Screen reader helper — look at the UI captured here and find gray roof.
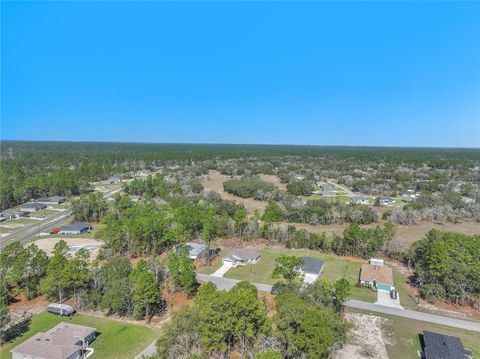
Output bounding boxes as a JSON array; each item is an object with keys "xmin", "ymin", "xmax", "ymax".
[
  {"xmin": 224, "ymin": 249, "xmax": 261, "ymax": 262},
  {"xmin": 60, "ymin": 222, "xmax": 91, "ymax": 232},
  {"xmin": 176, "ymin": 242, "xmax": 207, "ymax": 257},
  {"xmin": 300, "ymin": 257, "xmax": 324, "ymax": 275},
  {"xmin": 21, "ymin": 202, "xmax": 46, "ymax": 209},
  {"xmin": 10, "ymin": 322, "xmax": 96, "ymax": 359},
  {"xmin": 352, "ymin": 195, "xmax": 370, "ymax": 201},
  {"xmin": 423, "ymin": 331, "xmax": 472, "ymax": 359}
]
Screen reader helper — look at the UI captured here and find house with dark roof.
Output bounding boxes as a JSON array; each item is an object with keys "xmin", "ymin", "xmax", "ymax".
[
  {"xmin": 377, "ymin": 196, "xmax": 395, "ymax": 206},
  {"xmin": 10, "ymin": 322, "xmax": 96, "ymax": 359},
  {"xmin": 421, "ymin": 331, "xmax": 473, "ymax": 359},
  {"xmin": 222, "ymin": 249, "xmax": 261, "ymax": 267},
  {"xmin": 20, "ymin": 202, "xmax": 47, "ymax": 212},
  {"xmin": 59, "ymin": 222, "xmax": 91, "ymax": 235},
  {"xmin": 298, "ymin": 256, "xmax": 324, "ymax": 283}
]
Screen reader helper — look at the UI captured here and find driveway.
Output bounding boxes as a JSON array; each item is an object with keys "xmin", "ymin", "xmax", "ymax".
[
  {"xmin": 196, "ymin": 273, "xmax": 272, "ymax": 292},
  {"xmin": 375, "ymin": 289, "xmax": 403, "ymax": 309},
  {"xmin": 212, "ymin": 262, "xmax": 233, "ymax": 277}
]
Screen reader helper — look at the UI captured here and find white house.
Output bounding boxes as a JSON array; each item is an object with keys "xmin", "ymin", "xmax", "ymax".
[
  {"xmin": 298, "ymin": 257, "xmax": 324, "ymax": 284},
  {"xmin": 351, "ymin": 195, "xmax": 370, "ymax": 205},
  {"xmin": 20, "ymin": 202, "xmax": 47, "ymax": 212},
  {"xmin": 222, "ymin": 249, "xmax": 261, "ymax": 267}
]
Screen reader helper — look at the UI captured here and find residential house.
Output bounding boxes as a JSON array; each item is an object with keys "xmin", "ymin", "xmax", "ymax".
[
  {"xmin": 59, "ymin": 222, "xmax": 91, "ymax": 235},
  {"xmin": 360, "ymin": 261, "xmax": 394, "ymax": 291},
  {"xmin": 222, "ymin": 249, "xmax": 261, "ymax": 267},
  {"xmin": 10, "ymin": 322, "xmax": 96, "ymax": 359},
  {"xmin": 377, "ymin": 196, "xmax": 395, "ymax": 206},
  {"xmin": 316, "ymin": 182, "xmax": 335, "ymax": 192},
  {"xmin": 298, "ymin": 256, "xmax": 324, "ymax": 283},
  {"xmin": 36, "ymin": 196, "xmax": 66, "ymax": 204},
  {"xmin": 107, "ymin": 176, "xmax": 122, "ymax": 184},
  {"xmin": 351, "ymin": 195, "xmax": 370, "ymax": 205},
  {"xmin": 130, "ymin": 195, "xmax": 141, "ymax": 202},
  {"xmin": 420, "ymin": 331, "xmax": 473, "ymax": 359},
  {"xmin": 176, "ymin": 242, "xmax": 207, "ymax": 260},
  {"xmin": 20, "ymin": 202, "xmax": 47, "ymax": 212},
  {"xmin": 0, "ymin": 211, "xmax": 28, "ymax": 220}
]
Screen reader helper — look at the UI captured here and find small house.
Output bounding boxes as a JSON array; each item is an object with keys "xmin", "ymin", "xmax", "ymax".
[
  {"xmin": 351, "ymin": 195, "xmax": 370, "ymax": 205},
  {"xmin": 175, "ymin": 242, "xmax": 207, "ymax": 260},
  {"xmin": 59, "ymin": 222, "xmax": 91, "ymax": 235},
  {"xmin": 37, "ymin": 196, "xmax": 66, "ymax": 204},
  {"xmin": 298, "ymin": 257, "xmax": 324, "ymax": 283},
  {"xmin": 316, "ymin": 182, "xmax": 335, "ymax": 192},
  {"xmin": 130, "ymin": 195, "xmax": 141, "ymax": 202},
  {"xmin": 421, "ymin": 331, "xmax": 473, "ymax": 359},
  {"xmin": 107, "ymin": 176, "xmax": 122, "ymax": 184},
  {"xmin": 20, "ymin": 202, "xmax": 47, "ymax": 212},
  {"xmin": 222, "ymin": 249, "xmax": 261, "ymax": 267},
  {"xmin": 377, "ymin": 196, "xmax": 394, "ymax": 206},
  {"xmin": 360, "ymin": 263, "xmax": 394, "ymax": 291},
  {"xmin": 10, "ymin": 322, "xmax": 96, "ymax": 359}
]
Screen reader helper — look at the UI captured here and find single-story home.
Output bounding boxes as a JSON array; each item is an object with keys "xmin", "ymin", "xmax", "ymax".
[
  {"xmin": 0, "ymin": 211, "xmax": 29, "ymax": 220},
  {"xmin": 107, "ymin": 176, "xmax": 122, "ymax": 184},
  {"xmin": 421, "ymin": 331, "xmax": 473, "ymax": 359},
  {"xmin": 316, "ymin": 182, "xmax": 335, "ymax": 191},
  {"xmin": 298, "ymin": 256, "xmax": 324, "ymax": 283},
  {"xmin": 36, "ymin": 196, "xmax": 66, "ymax": 204},
  {"xmin": 377, "ymin": 196, "xmax": 395, "ymax": 206},
  {"xmin": 59, "ymin": 222, "xmax": 91, "ymax": 235},
  {"xmin": 20, "ymin": 202, "xmax": 47, "ymax": 212},
  {"xmin": 360, "ymin": 263, "xmax": 394, "ymax": 291},
  {"xmin": 176, "ymin": 242, "xmax": 207, "ymax": 260},
  {"xmin": 402, "ymin": 197, "xmax": 414, "ymax": 203},
  {"xmin": 10, "ymin": 322, "xmax": 96, "ymax": 359},
  {"xmin": 222, "ymin": 249, "xmax": 261, "ymax": 267},
  {"xmin": 351, "ymin": 195, "xmax": 370, "ymax": 205}
]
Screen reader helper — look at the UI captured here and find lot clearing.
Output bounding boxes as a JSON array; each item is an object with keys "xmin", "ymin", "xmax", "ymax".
[
  {"xmin": 347, "ymin": 307, "xmax": 480, "ymax": 359},
  {"xmin": 198, "ymin": 245, "xmax": 376, "ymax": 302},
  {"xmin": 32, "ymin": 237, "xmax": 101, "ymax": 261},
  {"xmin": 0, "ymin": 312, "xmax": 162, "ymax": 359}
]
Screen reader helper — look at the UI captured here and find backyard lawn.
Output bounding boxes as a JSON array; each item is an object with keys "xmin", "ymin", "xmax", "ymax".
[
  {"xmin": 347, "ymin": 307, "xmax": 480, "ymax": 359},
  {"xmin": 0, "ymin": 312, "xmax": 161, "ymax": 359},
  {"xmin": 214, "ymin": 247, "xmax": 376, "ymax": 302}
]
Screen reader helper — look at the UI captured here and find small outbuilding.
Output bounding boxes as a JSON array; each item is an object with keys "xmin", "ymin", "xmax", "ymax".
[
  {"xmin": 222, "ymin": 249, "xmax": 261, "ymax": 267},
  {"xmin": 47, "ymin": 303, "xmax": 75, "ymax": 316}
]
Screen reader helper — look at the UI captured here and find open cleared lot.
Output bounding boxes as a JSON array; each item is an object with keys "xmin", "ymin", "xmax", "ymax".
[
  {"xmin": 347, "ymin": 307, "xmax": 480, "ymax": 359},
  {"xmin": 0, "ymin": 312, "xmax": 161, "ymax": 359},
  {"xmin": 32, "ymin": 237, "xmax": 101, "ymax": 261},
  {"xmin": 200, "ymin": 247, "xmax": 376, "ymax": 302}
]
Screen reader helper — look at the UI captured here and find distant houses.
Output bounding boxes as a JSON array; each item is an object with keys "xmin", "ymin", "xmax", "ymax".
[
  {"xmin": 377, "ymin": 196, "xmax": 395, "ymax": 206},
  {"xmin": 222, "ymin": 249, "xmax": 261, "ymax": 267},
  {"xmin": 10, "ymin": 322, "xmax": 96, "ymax": 359},
  {"xmin": 19, "ymin": 202, "xmax": 47, "ymax": 212},
  {"xmin": 420, "ymin": 331, "xmax": 473, "ymax": 359}
]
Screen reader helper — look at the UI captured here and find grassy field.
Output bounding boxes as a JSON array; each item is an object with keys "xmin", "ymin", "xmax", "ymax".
[
  {"xmin": 0, "ymin": 312, "xmax": 161, "ymax": 359},
  {"xmin": 215, "ymin": 247, "xmax": 376, "ymax": 302},
  {"xmin": 347, "ymin": 307, "xmax": 480, "ymax": 359}
]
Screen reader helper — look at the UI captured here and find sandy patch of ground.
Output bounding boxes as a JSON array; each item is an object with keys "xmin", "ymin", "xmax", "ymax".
[
  {"xmin": 335, "ymin": 312, "xmax": 391, "ymax": 359},
  {"xmin": 259, "ymin": 174, "xmax": 287, "ymax": 190},
  {"xmin": 202, "ymin": 170, "xmax": 268, "ymax": 213},
  {"xmin": 32, "ymin": 237, "xmax": 101, "ymax": 261}
]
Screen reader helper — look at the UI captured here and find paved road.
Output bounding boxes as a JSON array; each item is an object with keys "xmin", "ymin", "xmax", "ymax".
[
  {"xmin": 134, "ymin": 340, "xmax": 157, "ymax": 359},
  {"xmin": 0, "ymin": 186, "xmax": 122, "ymax": 247},
  {"xmin": 197, "ymin": 273, "xmax": 480, "ymax": 332}
]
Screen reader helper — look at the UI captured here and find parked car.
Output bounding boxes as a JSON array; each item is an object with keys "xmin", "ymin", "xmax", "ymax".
[
  {"xmin": 270, "ymin": 284, "xmax": 279, "ymax": 295},
  {"xmin": 390, "ymin": 289, "xmax": 398, "ymax": 299}
]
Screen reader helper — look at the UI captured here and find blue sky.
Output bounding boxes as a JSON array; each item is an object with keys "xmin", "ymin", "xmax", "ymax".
[{"xmin": 2, "ymin": 1, "xmax": 479, "ymax": 147}]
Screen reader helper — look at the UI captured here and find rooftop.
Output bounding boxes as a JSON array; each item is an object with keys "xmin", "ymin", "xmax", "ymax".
[
  {"xmin": 423, "ymin": 331, "xmax": 472, "ymax": 359},
  {"xmin": 360, "ymin": 263, "xmax": 393, "ymax": 286},
  {"xmin": 300, "ymin": 256, "xmax": 324, "ymax": 275},
  {"xmin": 10, "ymin": 323, "xmax": 96, "ymax": 359},
  {"xmin": 224, "ymin": 249, "xmax": 261, "ymax": 262}
]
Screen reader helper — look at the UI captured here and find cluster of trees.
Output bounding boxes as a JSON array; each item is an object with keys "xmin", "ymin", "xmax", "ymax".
[
  {"xmin": 155, "ymin": 280, "xmax": 349, "ymax": 359},
  {"xmin": 223, "ymin": 178, "xmax": 277, "ymax": 200},
  {"xmin": 286, "ymin": 180, "xmax": 313, "ymax": 196},
  {"xmin": 408, "ymin": 230, "xmax": 480, "ymax": 306},
  {"xmin": 262, "ymin": 199, "xmax": 379, "ymax": 225},
  {"xmin": 70, "ymin": 192, "xmax": 109, "ymax": 222}
]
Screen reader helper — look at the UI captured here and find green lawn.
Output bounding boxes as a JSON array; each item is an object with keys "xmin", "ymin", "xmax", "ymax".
[
  {"xmin": 347, "ymin": 307, "xmax": 480, "ymax": 359},
  {"xmin": 0, "ymin": 312, "xmax": 161, "ymax": 359},
  {"xmin": 221, "ymin": 248, "xmax": 375, "ymax": 302}
]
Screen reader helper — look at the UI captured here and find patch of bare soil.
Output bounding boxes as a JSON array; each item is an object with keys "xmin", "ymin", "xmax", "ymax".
[
  {"xmin": 259, "ymin": 174, "xmax": 287, "ymax": 190},
  {"xmin": 334, "ymin": 312, "xmax": 391, "ymax": 359},
  {"xmin": 32, "ymin": 237, "xmax": 101, "ymax": 261}
]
